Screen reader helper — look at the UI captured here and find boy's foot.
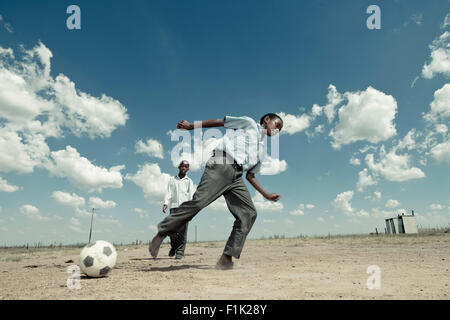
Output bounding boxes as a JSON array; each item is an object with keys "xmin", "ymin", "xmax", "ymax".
[
  {"xmin": 175, "ymin": 253, "xmax": 184, "ymax": 260},
  {"xmin": 149, "ymin": 233, "xmax": 166, "ymax": 258},
  {"xmin": 215, "ymin": 254, "xmax": 233, "ymax": 270},
  {"xmin": 168, "ymin": 248, "xmax": 176, "ymax": 257}
]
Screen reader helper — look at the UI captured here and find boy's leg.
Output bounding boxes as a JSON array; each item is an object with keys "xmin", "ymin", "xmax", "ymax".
[
  {"xmin": 150, "ymin": 161, "xmax": 235, "ymax": 258},
  {"xmin": 222, "ymin": 175, "xmax": 257, "ymax": 260},
  {"xmin": 168, "ymin": 234, "xmax": 177, "ymax": 257},
  {"xmin": 167, "ymin": 208, "xmax": 178, "ymax": 256},
  {"xmin": 175, "ymin": 222, "xmax": 188, "ymax": 259}
]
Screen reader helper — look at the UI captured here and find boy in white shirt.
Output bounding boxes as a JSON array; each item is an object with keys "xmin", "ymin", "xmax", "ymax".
[
  {"xmin": 150, "ymin": 113, "xmax": 283, "ymax": 270},
  {"xmin": 163, "ymin": 160, "xmax": 195, "ymax": 259}
]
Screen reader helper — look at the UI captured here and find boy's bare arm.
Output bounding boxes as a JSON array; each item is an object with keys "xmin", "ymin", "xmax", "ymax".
[
  {"xmin": 177, "ymin": 118, "xmax": 225, "ymax": 130},
  {"xmin": 246, "ymin": 172, "xmax": 281, "ymax": 202}
]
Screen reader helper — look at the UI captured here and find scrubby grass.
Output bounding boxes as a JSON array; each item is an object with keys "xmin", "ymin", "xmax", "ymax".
[
  {"xmin": 1, "ymin": 227, "xmax": 449, "ymax": 256},
  {"xmin": 1, "ymin": 256, "xmax": 23, "ymax": 262}
]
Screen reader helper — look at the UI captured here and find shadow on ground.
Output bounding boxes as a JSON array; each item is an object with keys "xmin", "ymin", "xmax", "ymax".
[{"xmin": 140, "ymin": 264, "xmax": 212, "ymax": 272}]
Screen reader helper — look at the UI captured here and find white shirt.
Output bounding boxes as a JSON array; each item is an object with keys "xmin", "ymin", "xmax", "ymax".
[
  {"xmin": 164, "ymin": 175, "xmax": 195, "ymax": 209},
  {"xmin": 215, "ymin": 116, "xmax": 266, "ymax": 173}
]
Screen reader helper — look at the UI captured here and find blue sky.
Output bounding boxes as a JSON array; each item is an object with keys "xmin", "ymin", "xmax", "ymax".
[{"xmin": 0, "ymin": 0, "xmax": 449, "ymax": 246}]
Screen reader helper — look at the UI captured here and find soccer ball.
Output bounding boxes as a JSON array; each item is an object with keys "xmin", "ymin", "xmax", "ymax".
[{"xmin": 79, "ymin": 240, "xmax": 117, "ymax": 277}]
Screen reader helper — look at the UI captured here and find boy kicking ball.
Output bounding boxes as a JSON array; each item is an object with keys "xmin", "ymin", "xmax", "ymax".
[{"xmin": 149, "ymin": 114, "xmax": 283, "ymax": 270}]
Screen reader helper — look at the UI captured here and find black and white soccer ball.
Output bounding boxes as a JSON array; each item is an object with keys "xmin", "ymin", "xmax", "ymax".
[{"xmin": 79, "ymin": 240, "xmax": 117, "ymax": 277}]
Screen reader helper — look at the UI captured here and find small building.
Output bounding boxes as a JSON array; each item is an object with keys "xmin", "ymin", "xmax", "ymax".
[{"xmin": 385, "ymin": 211, "xmax": 418, "ymax": 234}]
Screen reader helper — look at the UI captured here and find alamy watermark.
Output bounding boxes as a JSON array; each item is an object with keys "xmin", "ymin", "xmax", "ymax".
[
  {"xmin": 366, "ymin": 5, "xmax": 381, "ymax": 30},
  {"xmin": 366, "ymin": 265, "xmax": 381, "ymax": 290},
  {"xmin": 66, "ymin": 5, "xmax": 81, "ymax": 30},
  {"xmin": 66, "ymin": 265, "xmax": 81, "ymax": 290}
]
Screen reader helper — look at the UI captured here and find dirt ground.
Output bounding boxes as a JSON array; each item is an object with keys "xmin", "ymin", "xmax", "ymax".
[{"xmin": 0, "ymin": 233, "xmax": 449, "ymax": 300}]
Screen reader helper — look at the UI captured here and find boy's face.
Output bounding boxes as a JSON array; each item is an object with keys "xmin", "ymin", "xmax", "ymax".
[
  {"xmin": 263, "ymin": 117, "xmax": 283, "ymax": 136},
  {"xmin": 178, "ymin": 162, "xmax": 190, "ymax": 175}
]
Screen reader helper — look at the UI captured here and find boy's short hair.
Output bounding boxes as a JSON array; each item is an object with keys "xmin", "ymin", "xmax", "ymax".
[
  {"xmin": 179, "ymin": 160, "xmax": 189, "ymax": 166},
  {"xmin": 260, "ymin": 113, "xmax": 283, "ymax": 125}
]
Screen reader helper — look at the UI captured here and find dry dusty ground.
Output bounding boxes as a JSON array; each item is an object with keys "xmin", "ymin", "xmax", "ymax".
[{"xmin": 0, "ymin": 233, "xmax": 449, "ymax": 300}]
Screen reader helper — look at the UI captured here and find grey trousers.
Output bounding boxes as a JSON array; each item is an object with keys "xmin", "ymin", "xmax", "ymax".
[{"xmin": 158, "ymin": 156, "xmax": 257, "ymax": 259}]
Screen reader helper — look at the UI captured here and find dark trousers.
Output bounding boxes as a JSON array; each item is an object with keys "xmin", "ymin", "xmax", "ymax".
[
  {"xmin": 168, "ymin": 214, "xmax": 188, "ymax": 256},
  {"xmin": 158, "ymin": 155, "xmax": 257, "ymax": 259}
]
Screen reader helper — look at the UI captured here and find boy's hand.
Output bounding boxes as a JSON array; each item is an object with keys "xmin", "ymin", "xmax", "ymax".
[
  {"xmin": 177, "ymin": 120, "xmax": 193, "ymax": 130},
  {"xmin": 162, "ymin": 204, "xmax": 168, "ymax": 213},
  {"xmin": 265, "ymin": 193, "xmax": 281, "ymax": 202}
]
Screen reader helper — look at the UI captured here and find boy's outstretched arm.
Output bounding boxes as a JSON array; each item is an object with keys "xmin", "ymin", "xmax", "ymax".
[
  {"xmin": 177, "ymin": 118, "xmax": 225, "ymax": 130},
  {"xmin": 246, "ymin": 172, "xmax": 281, "ymax": 202}
]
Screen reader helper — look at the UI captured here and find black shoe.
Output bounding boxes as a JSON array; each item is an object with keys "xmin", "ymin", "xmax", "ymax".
[{"xmin": 168, "ymin": 247, "xmax": 176, "ymax": 257}]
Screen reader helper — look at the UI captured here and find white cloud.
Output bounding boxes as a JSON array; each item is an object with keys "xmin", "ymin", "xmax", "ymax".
[
  {"xmin": 314, "ymin": 124, "xmax": 324, "ymax": 134},
  {"xmin": 333, "ymin": 190, "xmax": 355, "ymax": 216},
  {"xmin": 88, "ymin": 197, "xmax": 117, "ymax": 209},
  {"xmin": 0, "ymin": 127, "xmax": 49, "ymax": 173},
  {"xmin": 134, "ymin": 208, "xmax": 148, "ymax": 218},
  {"xmin": 429, "ymin": 203, "xmax": 445, "ymax": 210},
  {"xmin": 0, "ymin": 14, "xmax": 14, "ymax": 33},
  {"xmin": 51, "ymin": 191, "xmax": 85, "ymax": 208},
  {"xmin": 306, "ymin": 204, "xmax": 315, "ymax": 209},
  {"xmin": 403, "ymin": 13, "xmax": 423, "ymax": 27},
  {"xmin": 135, "ymin": 138, "xmax": 164, "ymax": 159},
  {"xmin": 53, "ymin": 74, "xmax": 129, "ymax": 139},
  {"xmin": 385, "ymin": 199, "xmax": 400, "ymax": 208},
  {"xmin": 371, "ymin": 207, "xmax": 398, "ymax": 218},
  {"xmin": 330, "ymin": 87, "xmax": 397, "ymax": 148},
  {"xmin": 311, "ymin": 104, "xmax": 323, "ymax": 117},
  {"xmin": 425, "ymin": 83, "xmax": 450, "ymax": 122},
  {"xmin": 20, "ymin": 204, "xmax": 49, "ymax": 221},
  {"xmin": 290, "ymin": 204, "xmax": 304, "ymax": 216},
  {"xmin": 410, "ymin": 76, "xmax": 420, "ymax": 88},
  {"xmin": 259, "ymin": 155, "xmax": 288, "ymax": 175},
  {"xmin": 365, "ymin": 191, "xmax": 382, "ymax": 201},
  {"xmin": 0, "ymin": 41, "xmax": 128, "ymax": 137},
  {"xmin": 441, "ymin": 14, "xmax": 450, "ymax": 29},
  {"xmin": 365, "ymin": 146, "xmax": 425, "ymax": 182},
  {"xmin": 422, "ymin": 30, "xmax": 450, "ymax": 79},
  {"xmin": 75, "ymin": 207, "xmax": 90, "ymax": 217},
  {"xmin": 359, "ymin": 145, "xmax": 378, "ymax": 154},
  {"xmin": 430, "ymin": 140, "xmax": 450, "ymax": 163},
  {"xmin": 356, "ymin": 168, "xmax": 377, "ymax": 192},
  {"xmin": 96, "ymin": 214, "xmax": 121, "ymax": 226},
  {"xmin": 317, "ymin": 217, "xmax": 325, "ymax": 223},
  {"xmin": 69, "ymin": 217, "xmax": 83, "ymax": 233},
  {"xmin": 252, "ymin": 193, "xmax": 283, "ymax": 212},
  {"xmin": 70, "ymin": 217, "xmax": 81, "ymax": 227},
  {"xmin": 356, "ymin": 209, "xmax": 370, "ymax": 217},
  {"xmin": 0, "ymin": 41, "xmax": 128, "ymax": 177},
  {"xmin": 435, "ymin": 124, "xmax": 448, "ymax": 135},
  {"xmin": 349, "ymin": 156, "xmax": 361, "ymax": 166},
  {"xmin": 396, "ymin": 130, "xmax": 417, "ymax": 151},
  {"xmin": 0, "ymin": 176, "xmax": 19, "ymax": 192},
  {"xmin": 323, "ymin": 84, "xmax": 344, "ymax": 123},
  {"xmin": 333, "ymin": 191, "xmax": 368, "ymax": 217},
  {"xmin": 126, "ymin": 163, "xmax": 171, "ymax": 203},
  {"xmin": 47, "ymin": 146, "xmax": 124, "ymax": 192},
  {"xmin": 278, "ymin": 112, "xmax": 311, "ymax": 135}
]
